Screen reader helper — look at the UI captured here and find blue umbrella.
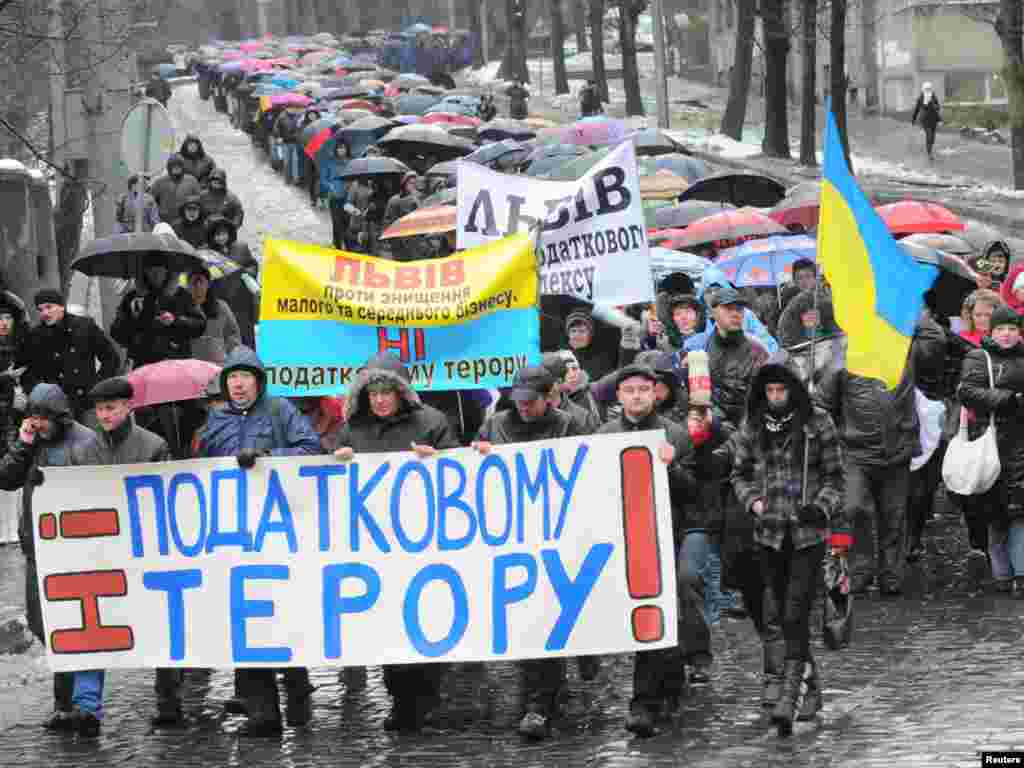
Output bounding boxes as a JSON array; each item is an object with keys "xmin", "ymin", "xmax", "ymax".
[
  {"xmin": 714, "ymin": 235, "xmax": 816, "ymax": 287},
  {"xmin": 525, "ymin": 143, "xmax": 588, "ymax": 176},
  {"xmin": 425, "ymin": 100, "xmax": 478, "ymax": 118},
  {"xmin": 465, "ymin": 139, "xmax": 530, "ymax": 170},
  {"xmin": 478, "ymin": 118, "xmax": 535, "ymax": 142},
  {"xmin": 644, "ymin": 153, "xmax": 711, "ymax": 183},
  {"xmin": 337, "ymin": 116, "xmax": 397, "ymax": 159},
  {"xmin": 396, "ymin": 93, "xmax": 441, "ymax": 116}
]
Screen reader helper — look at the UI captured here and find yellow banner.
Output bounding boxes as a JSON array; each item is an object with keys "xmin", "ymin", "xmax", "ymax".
[{"xmin": 260, "ymin": 234, "xmax": 538, "ymax": 327}]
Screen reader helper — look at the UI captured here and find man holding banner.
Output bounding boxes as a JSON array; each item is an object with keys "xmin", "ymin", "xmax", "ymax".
[
  {"xmin": 331, "ymin": 352, "xmax": 460, "ymax": 731},
  {"xmin": 196, "ymin": 346, "xmax": 321, "ymax": 736}
]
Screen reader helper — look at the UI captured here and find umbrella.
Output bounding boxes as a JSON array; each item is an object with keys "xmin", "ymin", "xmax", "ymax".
[
  {"xmin": 552, "ymin": 118, "xmax": 632, "ymax": 147},
  {"xmin": 377, "ymin": 125, "xmax": 476, "ymax": 164},
  {"xmin": 525, "ymin": 117, "xmax": 557, "ymax": 130},
  {"xmin": 334, "ymin": 108, "xmax": 374, "ymax": 124},
  {"xmin": 154, "ymin": 63, "xmax": 177, "ymax": 79},
  {"xmin": 260, "ymin": 92, "xmax": 311, "ymax": 111},
  {"xmin": 637, "ymin": 153, "xmax": 711, "ymax": 184},
  {"xmin": 542, "ymin": 146, "xmax": 613, "ymax": 180},
  {"xmin": 380, "ymin": 205, "xmax": 456, "ymax": 240},
  {"xmin": 337, "ymin": 156, "xmax": 411, "ymax": 182},
  {"xmin": 901, "ymin": 232, "xmax": 975, "ymax": 256},
  {"xmin": 680, "ymin": 172, "xmax": 787, "ymax": 208},
  {"xmin": 654, "ymin": 200, "xmax": 735, "ymax": 229},
  {"xmin": 960, "ymin": 221, "xmax": 1008, "ymax": 256},
  {"xmin": 422, "ymin": 112, "xmax": 481, "ymax": 128},
  {"xmin": 464, "ymin": 139, "xmax": 530, "ymax": 169},
  {"xmin": 360, "ymin": 78, "xmax": 387, "ymax": 91},
  {"xmin": 639, "ymin": 171, "xmax": 689, "ymax": 200},
  {"xmin": 337, "ymin": 116, "xmax": 397, "ymax": 157},
  {"xmin": 395, "ymin": 93, "xmax": 442, "ymax": 115},
  {"xmin": 425, "ymin": 100, "xmax": 479, "ymax": 118},
  {"xmin": 877, "ymin": 200, "xmax": 964, "ymax": 235},
  {"xmin": 655, "ymin": 208, "xmax": 788, "ymax": 250},
  {"xmin": 338, "ymin": 98, "xmax": 380, "ymax": 113},
  {"xmin": 72, "ymin": 233, "xmax": 203, "ymax": 279},
  {"xmin": 478, "ymin": 119, "xmax": 536, "ymax": 142},
  {"xmin": 633, "ymin": 128, "xmax": 684, "ymax": 157},
  {"xmin": 769, "ymin": 180, "xmax": 822, "ymax": 232},
  {"xmin": 126, "ymin": 359, "xmax": 222, "ymax": 409},
  {"xmin": 524, "ymin": 143, "xmax": 588, "ymax": 176},
  {"xmin": 424, "ymin": 159, "xmax": 460, "ymax": 181},
  {"xmin": 650, "ymin": 248, "xmax": 712, "ymax": 287},
  {"xmin": 900, "ymin": 241, "xmax": 979, "ymax": 318},
  {"xmin": 714, "ymin": 235, "xmax": 817, "ymax": 287},
  {"xmin": 396, "ymin": 73, "xmax": 431, "ymax": 87}
]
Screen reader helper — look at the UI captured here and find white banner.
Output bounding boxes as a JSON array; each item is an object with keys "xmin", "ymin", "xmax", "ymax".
[
  {"xmin": 32, "ymin": 432, "xmax": 677, "ymax": 671},
  {"xmin": 456, "ymin": 142, "xmax": 653, "ymax": 306}
]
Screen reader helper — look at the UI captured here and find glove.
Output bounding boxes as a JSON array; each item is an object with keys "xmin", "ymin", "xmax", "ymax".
[
  {"xmin": 1015, "ymin": 392, "xmax": 1024, "ymax": 409},
  {"xmin": 797, "ymin": 503, "xmax": 828, "ymax": 528},
  {"xmin": 343, "ymin": 203, "xmax": 358, "ymax": 216},
  {"xmin": 12, "ymin": 387, "xmax": 26, "ymax": 413},
  {"xmin": 31, "ymin": 468, "xmax": 44, "ymax": 486},
  {"xmin": 828, "ymin": 530, "xmax": 854, "ymax": 556},
  {"xmin": 236, "ymin": 448, "xmax": 265, "ymax": 469}
]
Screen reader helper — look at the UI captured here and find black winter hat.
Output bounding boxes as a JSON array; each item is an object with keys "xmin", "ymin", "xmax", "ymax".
[
  {"xmin": 565, "ymin": 310, "xmax": 594, "ymax": 332},
  {"xmin": 89, "ymin": 376, "xmax": 134, "ymax": 403},
  {"xmin": 991, "ymin": 304, "xmax": 1022, "ymax": 329},
  {"xmin": 614, "ymin": 364, "xmax": 660, "ymax": 390},
  {"xmin": 33, "ymin": 288, "xmax": 65, "ymax": 307}
]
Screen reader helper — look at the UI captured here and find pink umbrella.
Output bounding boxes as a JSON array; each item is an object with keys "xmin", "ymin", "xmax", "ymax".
[
  {"xmin": 221, "ymin": 50, "xmax": 244, "ymax": 61},
  {"xmin": 555, "ymin": 118, "xmax": 632, "ymax": 147},
  {"xmin": 266, "ymin": 93, "xmax": 312, "ymax": 109},
  {"xmin": 238, "ymin": 59, "xmax": 275, "ymax": 73},
  {"xmin": 239, "ymin": 41, "xmax": 265, "ymax": 52},
  {"xmin": 422, "ymin": 112, "xmax": 481, "ymax": 127},
  {"xmin": 127, "ymin": 359, "xmax": 221, "ymax": 409}
]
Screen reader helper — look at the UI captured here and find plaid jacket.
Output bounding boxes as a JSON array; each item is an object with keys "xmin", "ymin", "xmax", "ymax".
[{"xmin": 731, "ymin": 407, "xmax": 846, "ymax": 551}]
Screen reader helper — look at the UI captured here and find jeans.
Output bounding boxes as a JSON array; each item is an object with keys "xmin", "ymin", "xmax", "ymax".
[
  {"xmin": 989, "ymin": 520, "xmax": 1024, "ymax": 580},
  {"xmin": 72, "ymin": 670, "xmax": 105, "ymax": 717},
  {"xmin": 286, "ymin": 144, "xmax": 303, "ymax": 184},
  {"xmin": 846, "ymin": 461, "xmax": 910, "ymax": 588}
]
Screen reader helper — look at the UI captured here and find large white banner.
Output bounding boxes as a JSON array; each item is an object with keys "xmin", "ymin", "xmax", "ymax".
[
  {"xmin": 456, "ymin": 142, "xmax": 653, "ymax": 306},
  {"xmin": 32, "ymin": 432, "xmax": 677, "ymax": 671}
]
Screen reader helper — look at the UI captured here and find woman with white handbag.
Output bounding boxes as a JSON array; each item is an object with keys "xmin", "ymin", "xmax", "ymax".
[{"xmin": 957, "ymin": 305, "xmax": 1024, "ymax": 594}]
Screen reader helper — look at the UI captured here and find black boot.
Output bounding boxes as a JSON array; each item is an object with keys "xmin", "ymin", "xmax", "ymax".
[
  {"xmin": 762, "ymin": 639, "xmax": 785, "ymax": 708},
  {"xmin": 1014, "ymin": 577, "xmax": 1024, "ymax": 598},
  {"xmin": 797, "ymin": 659, "xmax": 822, "ymax": 721},
  {"xmin": 771, "ymin": 660, "xmax": 807, "ymax": 737},
  {"xmin": 624, "ymin": 699, "xmax": 658, "ymax": 737},
  {"xmin": 284, "ymin": 669, "xmax": 314, "ymax": 727}
]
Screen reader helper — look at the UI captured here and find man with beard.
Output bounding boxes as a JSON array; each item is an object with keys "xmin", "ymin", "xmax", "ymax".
[
  {"xmin": 331, "ymin": 353, "xmax": 459, "ymax": 731},
  {"xmin": 150, "ymin": 154, "xmax": 201, "ymax": 224},
  {"xmin": 597, "ymin": 364, "xmax": 717, "ymax": 736},
  {"xmin": 473, "ymin": 366, "xmax": 583, "ymax": 740},
  {"xmin": 0, "ymin": 384, "xmax": 102, "ymax": 735},
  {"xmin": 20, "ymin": 289, "xmax": 120, "ymax": 420}
]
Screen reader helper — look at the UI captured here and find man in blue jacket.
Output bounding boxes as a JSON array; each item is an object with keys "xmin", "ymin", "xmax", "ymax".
[{"xmin": 196, "ymin": 346, "xmax": 320, "ymax": 736}]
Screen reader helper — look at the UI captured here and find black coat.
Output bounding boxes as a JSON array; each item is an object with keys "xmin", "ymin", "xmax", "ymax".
[
  {"xmin": 477, "ymin": 404, "xmax": 580, "ymax": 445},
  {"xmin": 109, "ymin": 284, "xmax": 206, "ymax": 368},
  {"xmin": 911, "ymin": 94, "xmax": 941, "ymax": 129},
  {"xmin": 706, "ymin": 329, "xmax": 770, "ymax": 432},
  {"xmin": 959, "ymin": 340, "xmax": 1024, "ymax": 519},
  {"xmin": 913, "ymin": 314, "xmax": 948, "ymax": 402},
  {"xmin": 20, "ymin": 313, "xmax": 121, "ymax": 415}
]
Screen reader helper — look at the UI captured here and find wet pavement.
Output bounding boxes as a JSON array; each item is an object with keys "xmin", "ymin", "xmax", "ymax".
[{"xmin": 1, "ymin": 84, "xmax": 1022, "ymax": 766}]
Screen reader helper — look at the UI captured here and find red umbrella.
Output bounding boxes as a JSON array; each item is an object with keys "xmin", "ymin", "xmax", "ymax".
[
  {"xmin": 422, "ymin": 112, "xmax": 481, "ymax": 128},
  {"xmin": 876, "ymin": 200, "xmax": 964, "ymax": 235},
  {"xmin": 339, "ymin": 98, "xmax": 381, "ymax": 113},
  {"xmin": 127, "ymin": 359, "xmax": 221, "ymax": 409},
  {"xmin": 769, "ymin": 181, "xmax": 821, "ymax": 232},
  {"xmin": 656, "ymin": 208, "xmax": 788, "ymax": 251}
]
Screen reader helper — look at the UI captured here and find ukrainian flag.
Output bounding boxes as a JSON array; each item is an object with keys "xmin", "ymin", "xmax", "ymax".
[{"xmin": 818, "ymin": 107, "xmax": 938, "ymax": 389}]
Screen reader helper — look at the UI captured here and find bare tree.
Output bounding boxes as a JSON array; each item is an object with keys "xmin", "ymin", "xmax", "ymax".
[
  {"xmin": 499, "ymin": 0, "xmax": 529, "ymax": 82},
  {"xmin": 721, "ymin": 0, "xmax": 754, "ymax": 141},
  {"xmin": 588, "ymin": 0, "xmax": 609, "ymax": 101},
  {"xmin": 831, "ymin": 0, "xmax": 852, "ymax": 169},
  {"xmin": 799, "ymin": 0, "xmax": 817, "ymax": 165},
  {"xmin": 860, "ymin": 0, "xmax": 879, "ymax": 110},
  {"xmin": 997, "ymin": 0, "xmax": 1024, "ymax": 189},
  {"xmin": 573, "ymin": 0, "xmax": 588, "ymax": 51},
  {"xmin": 761, "ymin": 0, "xmax": 791, "ymax": 158},
  {"xmin": 619, "ymin": 0, "xmax": 646, "ymax": 116},
  {"xmin": 551, "ymin": 0, "xmax": 569, "ymax": 93}
]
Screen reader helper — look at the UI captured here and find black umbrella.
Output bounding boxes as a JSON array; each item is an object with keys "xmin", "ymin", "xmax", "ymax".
[
  {"xmin": 337, "ymin": 156, "xmax": 412, "ymax": 182},
  {"xmin": 632, "ymin": 128, "xmax": 684, "ymax": 157},
  {"xmin": 377, "ymin": 125, "xmax": 475, "ymax": 171},
  {"xmin": 425, "ymin": 159, "xmax": 460, "ymax": 180},
  {"xmin": 478, "ymin": 118, "xmax": 536, "ymax": 142},
  {"xmin": 654, "ymin": 200, "xmax": 736, "ymax": 229},
  {"xmin": 72, "ymin": 233, "xmax": 203, "ymax": 279},
  {"xmin": 900, "ymin": 241, "xmax": 979, "ymax": 319},
  {"xmin": 679, "ymin": 172, "xmax": 787, "ymax": 208}
]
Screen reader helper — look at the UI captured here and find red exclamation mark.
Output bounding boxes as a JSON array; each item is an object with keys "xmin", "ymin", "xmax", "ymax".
[{"xmin": 621, "ymin": 447, "xmax": 664, "ymax": 643}]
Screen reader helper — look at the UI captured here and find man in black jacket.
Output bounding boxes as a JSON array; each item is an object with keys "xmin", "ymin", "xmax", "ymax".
[
  {"xmin": 473, "ymin": 366, "xmax": 582, "ymax": 740},
  {"xmin": 597, "ymin": 364, "xmax": 715, "ymax": 737},
  {"xmin": 149, "ymin": 154, "xmax": 201, "ymax": 224},
  {"xmin": 199, "ymin": 168, "xmax": 244, "ymax": 229},
  {"xmin": 20, "ymin": 289, "xmax": 121, "ymax": 419},
  {"xmin": 170, "ymin": 195, "xmax": 208, "ymax": 248},
  {"xmin": 333, "ymin": 353, "xmax": 459, "ymax": 731}
]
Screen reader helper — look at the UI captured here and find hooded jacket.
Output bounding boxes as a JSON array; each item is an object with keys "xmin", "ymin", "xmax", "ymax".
[
  {"xmin": 20, "ymin": 310, "xmax": 121, "ymax": 416},
  {"xmin": 109, "ymin": 269, "xmax": 206, "ymax": 367},
  {"xmin": 199, "ymin": 168, "xmax": 244, "ymax": 229},
  {"xmin": 0, "ymin": 384, "xmax": 101, "ymax": 558},
  {"xmin": 170, "ymin": 194, "xmax": 208, "ymax": 248},
  {"xmin": 731, "ymin": 362, "xmax": 846, "ymax": 551},
  {"xmin": 150, "ymin": 154, "xmax": 202, "ymax": 224},
  {"xmin": 1000, "ymin": 261, "xmax": 1024, "ymax": 314},
  {"xmin": 191, "ymin": 292, "xmax": 241, "ymax": 365},
  {"xmin": 179, "ymin": 134, "xmax": 216, "ymax": 187},
  {"xmin": 653, "ymin": 293, "xmax": 704, "ymax": 353},
  {"xmin": 206, "ymin": 215, "xmax": 259, "ymax": 350},
  {"xmin": 198, "ymin": 346, "xmax": 320, "ymax": 458},
  {"xmin": 333, "ymin": 353, "xmax": 459, "ymax": 454},
  {"xmin": 776, "ymin": 290, "xmax": 842, "ymax": 349}
]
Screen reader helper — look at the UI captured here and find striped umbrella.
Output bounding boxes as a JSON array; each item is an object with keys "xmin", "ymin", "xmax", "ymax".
[{"xmin": 380, "ymin": 205, "xmax": 456, "ymax": 240}]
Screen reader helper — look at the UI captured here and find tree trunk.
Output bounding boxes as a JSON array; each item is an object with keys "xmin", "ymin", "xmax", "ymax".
[
  {"xmin": 761, "ymin": 0, "xmax": 791, "ymax": 158},
  {"xmin": 551, "ymin": 0, "xmax": 570, "ymax": 93},
  {"xmin": 54, "ymin": 159, "xmax": 88, "ymax": 294},
  {"xmin": 470, "ymin": 1, "xmax": 485, "ymax": 66},
  {"xmin": 831, "ymin": 0, "xmax": 852, "ymax": 170},
  {"xmin": 574, "ymin": 0, "xmax": 589, "ymax": 51},
  {"xmin": 720, "ymin": 0, "xmax": 755, "ymax": 140},
  {"xmin": 861, "ymin": 0, "xmax": 879, "ymax": 110},
  {"xmin": 998, "ymin": 0, "xmax": 1024, "ymax": 189},
  {"xmin": 589, "ymin": 0, "xmax": 609, "ymax": 101},
  {"xmin": 799, "ymin": 0, "xmax": 817, "ymax": 165},
  {"xmin": 499, "ymin": 0, "xmax": 530, "ymax": 82},
  {"xmin": 619, "ymin": 0, "xmax": 645, "ymax": 116}
]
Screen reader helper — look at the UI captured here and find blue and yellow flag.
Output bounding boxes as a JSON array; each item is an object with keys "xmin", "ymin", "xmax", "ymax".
[{"xmin": 817, "ymin": 108, "xmax": 938, "ymax": 389}]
